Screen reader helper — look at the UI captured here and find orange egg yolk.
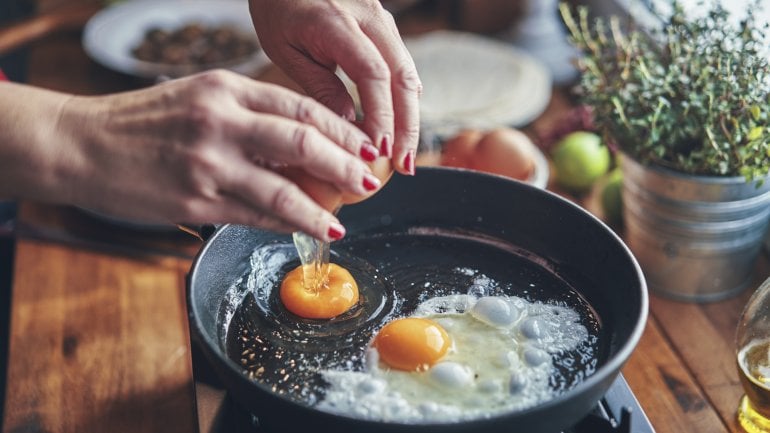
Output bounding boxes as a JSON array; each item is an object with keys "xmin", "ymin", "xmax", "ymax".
[
  {"xmin": 280, "ymin": 263, "xmax": 359, "ymax": 319},
  {"xmin": 373, "ymin": 317, "xmax": 451, "ymax": 371}
]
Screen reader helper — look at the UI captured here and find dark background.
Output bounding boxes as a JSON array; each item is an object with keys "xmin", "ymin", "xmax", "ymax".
[{"xmin": 0, "ymin": 0, "xmax": 33, "ymax": 425}]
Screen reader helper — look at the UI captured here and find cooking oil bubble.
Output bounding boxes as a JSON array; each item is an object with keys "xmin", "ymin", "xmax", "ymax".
[{"xmin": 224, "ymin": 232, "xmax": 600, "ymax": 413}]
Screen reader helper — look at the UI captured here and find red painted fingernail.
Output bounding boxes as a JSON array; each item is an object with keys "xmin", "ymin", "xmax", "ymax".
[
  {"xmin": 404, "ymin": 150, "xmax": 415, "ymax": 175},
  {"xmin": 328, "ymin": 222, "xmax": 346, "ymax": 240},
  {"xmin": 360, "ymin": 143, "xmax": 379, "ymax": 161},
  {"xmin": 363, "ymin": 173, "xmax": 381, "ymax": 191},
  {"xmin": 380, "ymin": 134, "xmax": 392, "ymax": 158}
]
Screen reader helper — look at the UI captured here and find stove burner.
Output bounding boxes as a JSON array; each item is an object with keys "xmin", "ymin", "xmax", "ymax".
[
  {"xmin": 194, "ymin": 366, "xmax": 655, "ymax": 433},
  {"xmin": 569, "ymin": 375, "xmax": 655, "ymax": 433},
  {"xmin": 191, "ymin": 301, "xmax": 654, "ymax": 433}
]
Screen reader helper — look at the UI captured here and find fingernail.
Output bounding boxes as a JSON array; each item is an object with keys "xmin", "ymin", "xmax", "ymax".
[
  {"xmin": 328, "ymin": 222, "xmax": 346, "ymax": 240},
  {"xmin": 404, "ymin": 150, "xmax": 416, "ymax": 175},
  {"xmin": 380, "ymin": 134, "xmax": 392, "ymax": 158},
  {"xmin": 360, "ymin": 143, "xmax": 379, "ymax": 162},
  {"xmin": 363, "ymin": 172, "xmax": 381, "ymax": 191}
]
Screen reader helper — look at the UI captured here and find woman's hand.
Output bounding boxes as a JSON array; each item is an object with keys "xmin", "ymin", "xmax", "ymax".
[
  {"xmin": 249, "ymin": 0, "xmax": 421, "ymax": 175},
  {"xmin": 0, "ymin": 70, "xmax": 383, "ymax": 241}
]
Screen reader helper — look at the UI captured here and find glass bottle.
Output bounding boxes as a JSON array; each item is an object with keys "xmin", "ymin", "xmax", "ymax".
[{"xmin": 736, "ymin": 277, "xmax": 770, "ymax": 433}]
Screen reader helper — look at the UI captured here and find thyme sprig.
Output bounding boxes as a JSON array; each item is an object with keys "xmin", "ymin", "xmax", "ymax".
[{"xmin": 560, "ymin": 1, "xmax": 770, "ymax": 180}]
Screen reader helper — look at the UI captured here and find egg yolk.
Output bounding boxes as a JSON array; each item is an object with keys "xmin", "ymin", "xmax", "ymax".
[
  {"xmin": 373, "ymin": 317, "xmax": 451, "ymax": 371},
  {"xmin": 280, "ymin": 263, "xmax": 359, "ymax": 319}
]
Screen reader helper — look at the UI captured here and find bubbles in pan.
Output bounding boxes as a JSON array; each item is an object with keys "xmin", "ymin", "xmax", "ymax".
[{"xmin": 222, "ymin": 230, "xmax": 601, "ymax": 420}]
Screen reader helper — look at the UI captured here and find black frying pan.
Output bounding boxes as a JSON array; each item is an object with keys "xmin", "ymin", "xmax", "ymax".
[{"xmin": 187, "ymin": 167, "xmax": 647, "ymax": 433}]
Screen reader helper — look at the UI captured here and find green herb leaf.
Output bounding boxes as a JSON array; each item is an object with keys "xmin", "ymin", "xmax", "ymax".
[{"xmin": 560, "ymin": 0, "xmax": 770, "ymax": 179}]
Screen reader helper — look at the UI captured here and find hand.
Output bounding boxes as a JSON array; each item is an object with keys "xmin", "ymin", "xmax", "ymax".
[
  {"xmin": 0, "ymin": 70, "xmax": 382, "ymax": 241},
  {"xmin": 249, "ymin": 0, "xmax": 421, "ymax": 175}
]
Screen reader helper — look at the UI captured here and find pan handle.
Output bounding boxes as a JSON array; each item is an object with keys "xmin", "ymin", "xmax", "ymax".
[{"xmin": 176, "ymin": 223, "xmax": 219, "ymax": 242}]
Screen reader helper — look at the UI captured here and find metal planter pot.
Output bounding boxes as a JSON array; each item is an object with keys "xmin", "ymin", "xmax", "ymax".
[{"xmin": 621, "ymin": 155, "xmax": 770, "ymax": 302}]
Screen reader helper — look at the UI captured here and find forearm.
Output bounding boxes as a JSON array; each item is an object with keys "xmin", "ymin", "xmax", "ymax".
[
  {"xmin": 0, "ymin": 70, "xmax": 385, "ymax": 240},
  {"xmin": 0, "ymin": 82, "xmax": 83, "ymax": 203}
]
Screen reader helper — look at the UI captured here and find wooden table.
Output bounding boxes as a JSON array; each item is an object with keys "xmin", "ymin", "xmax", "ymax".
[{"xmin": 3, "ymin": 5, "xmax": 770, "ymax": 433}]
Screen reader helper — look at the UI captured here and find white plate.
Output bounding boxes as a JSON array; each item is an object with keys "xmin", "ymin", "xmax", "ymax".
[
  {"xmin": 82, "ymin": 0, "xmax": 271, "ymax": 79},
  {"xmin": 523, "ymin": 137, "xmax": 550, "ymax": 190},
  {"xmin": 405, "ymin": 31, "xmax": 552, "ymax": 137}
]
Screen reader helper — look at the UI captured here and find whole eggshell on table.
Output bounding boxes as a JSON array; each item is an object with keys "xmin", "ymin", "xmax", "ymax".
[
  {"xmin": 471, "ymin": 128, "xmax": 535, "ymax": 181},
  {"xmin": 440, "ymin": 129, "xmax": 483, "ymax": 168}
]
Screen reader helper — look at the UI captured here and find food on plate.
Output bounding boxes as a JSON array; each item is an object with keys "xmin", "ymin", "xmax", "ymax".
[
  {"xmin": 440, "ymin": 129, "xmax": 483, "ymax": 168},
  {"xmin": 317, "ymin": 293, "xmax": 590, "ymax": 422},
  {"xmin": 472, "ymin": 128, "xmax": 535, "ymax": 181},
  {"xmin": 280, "ymin": 263, "xmax": 359, "ymax": 319},
  {"xmin": 131, "ymin": 23, "xmax": 259, "ymax": 66},
  {"xmin": 552, "ymin": 131, "xmax": 610, "ymax": 192},
  {"xmin": 373, "ymin": 318, "xmax": 451, "ymax": 371}
]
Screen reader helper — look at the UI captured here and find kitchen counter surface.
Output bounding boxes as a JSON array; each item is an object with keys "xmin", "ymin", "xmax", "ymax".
[{"xmin": 2, "ymin": 3, "xmax": 768, "ymax": 432}]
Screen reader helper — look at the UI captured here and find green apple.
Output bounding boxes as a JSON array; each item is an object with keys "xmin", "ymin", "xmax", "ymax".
[
  {"xmin": 601, "ymin": 167, "xmax": 623, "ymax": 224},
  {"xmin": 552, "ymin": 131, "xmax": 610, "ymax": 192}
]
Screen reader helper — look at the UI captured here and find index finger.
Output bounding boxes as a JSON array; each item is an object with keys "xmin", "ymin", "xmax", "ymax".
[
  {"xmin": 233, "ymin": 76, "xmax": 379, "ymax": 162},
  {"xmin": 322, "ymin": 16, "xmax": 396, "ymax": 161},
  {"xmin": 358, "ymin": 8, "xmax": 421, "ymax": 175}
]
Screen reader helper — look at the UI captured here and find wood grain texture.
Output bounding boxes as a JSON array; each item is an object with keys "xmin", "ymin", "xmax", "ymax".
[
  {"xmin": 3, "ymin": 240, "xmax": 196, "ymax": 433},
  {"xmin": 9, "ymin": 2, "xmax": 770, "ymax": 432},
  {"xmin": 623, "ymin": 314, "xmax": 729, "ymax": 433},
  {"xmin": 649, "ymin": 258, "xmax": 770, "ymax": 433}
]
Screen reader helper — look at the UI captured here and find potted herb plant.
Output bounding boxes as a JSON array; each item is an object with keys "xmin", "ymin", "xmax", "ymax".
[{"xmin": 559, "ymin": 1, "xmax": 770, "ymax": 302}]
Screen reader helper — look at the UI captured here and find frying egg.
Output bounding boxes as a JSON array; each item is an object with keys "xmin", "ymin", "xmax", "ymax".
[
  {"xmin": 317, "ymin": 294, "xmax": 589, "ymax": 423},
  {"xmin": 373, "ymin": 317, "xmax": 451, "ymax": 371},
  {"xmin": 280, "ymin": 263, "xmax": 359, "ymax": 319}
]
